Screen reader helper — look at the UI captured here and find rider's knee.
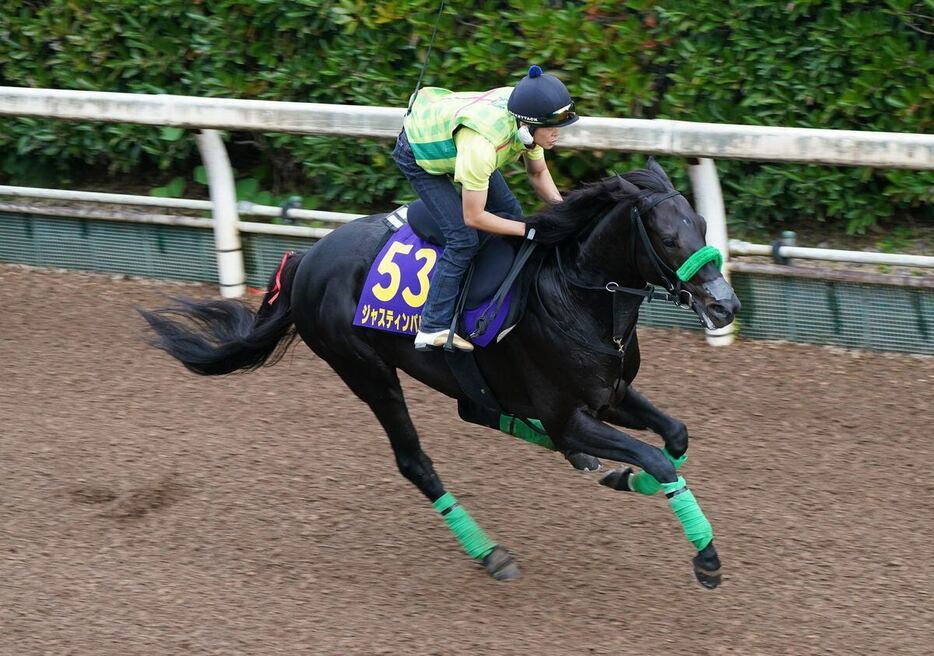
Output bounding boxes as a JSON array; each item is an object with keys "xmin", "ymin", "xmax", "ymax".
[
  {"xmin": 490, "ymin": 197, "xmax": 522, "ymax": 219},
  {"xmin": 446, "ymin": 228, "xmax": 480, "ymax": 253},
  {"xmin": 505, "ymin": 198, "xmax": 523, "ymax": 218}
]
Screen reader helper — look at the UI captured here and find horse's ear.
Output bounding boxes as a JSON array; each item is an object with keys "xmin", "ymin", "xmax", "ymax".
[
  {"xmin": 646, "ymin": 157, "xmax": 673, "ymax": 186},
  {"xmin": 616, "ymin": 175, "xmax": 640, "ymax": 196}
]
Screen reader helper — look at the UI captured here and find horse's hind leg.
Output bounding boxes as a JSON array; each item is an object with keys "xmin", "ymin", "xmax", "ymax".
[{"xmin": 328, "ymin": 357, "xmax": 520, "ymax": 581}]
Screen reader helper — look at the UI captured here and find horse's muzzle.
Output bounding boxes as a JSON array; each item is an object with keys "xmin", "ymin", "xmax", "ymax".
[{"xmin": 695, "ymin": 277, "xmax": 741, "ymax": 329}]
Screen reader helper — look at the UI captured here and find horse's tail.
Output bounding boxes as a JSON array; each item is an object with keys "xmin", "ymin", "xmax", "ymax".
[{"xmin": 139, "ymin": 251, "xmax": 304, "ymax": 376}]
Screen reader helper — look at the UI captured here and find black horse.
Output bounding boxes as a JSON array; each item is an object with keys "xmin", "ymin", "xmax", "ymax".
[{"xmin": 141, "ymin": 159, "xmax": 740, "ymax": 588}]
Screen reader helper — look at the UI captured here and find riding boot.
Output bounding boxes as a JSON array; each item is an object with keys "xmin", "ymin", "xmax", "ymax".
[{"xmin": 414, "ymin": 329, "xmax": 474, "ymax": 351}]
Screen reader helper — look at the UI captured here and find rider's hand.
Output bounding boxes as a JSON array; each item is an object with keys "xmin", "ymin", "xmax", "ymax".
[
  {"xmin": 522, "ymin": 214, "xmax": 572, "ymax": 244},
  {"xmin": 490, "ymin": 212, "xmax": 540, "ymax": 241}
]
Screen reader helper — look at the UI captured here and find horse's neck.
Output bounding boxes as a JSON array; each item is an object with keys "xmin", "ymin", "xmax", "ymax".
[
  {"xmin": 536, "ymin": 200, "xmax": 644, "ymax": 344},
  {"xmin": 573, "ymin": 200, "xmax": 643, "ymax": 289}
]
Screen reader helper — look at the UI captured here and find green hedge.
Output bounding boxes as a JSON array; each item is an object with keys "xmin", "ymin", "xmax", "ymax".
[{"xmin": 1, "ymin": 0, "xmax": 931, "ymax": 234}]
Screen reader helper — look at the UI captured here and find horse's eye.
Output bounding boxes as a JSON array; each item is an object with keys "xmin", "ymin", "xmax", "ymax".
[{"xmin": 662, "ymin": 238, "xmax": 676, "ymax": 248}]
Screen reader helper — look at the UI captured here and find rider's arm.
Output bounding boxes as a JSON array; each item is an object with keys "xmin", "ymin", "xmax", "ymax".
[
  {"xmin": 525, "ymin": 155, "xmax": 563, "ymax": 205},
  {"xmin": 455, "ymin": 129, "xmax": 526, "ymax": 237},
  {"xmin": 462, "ymin": 189, "xmax": 525, "ymax": 236}
]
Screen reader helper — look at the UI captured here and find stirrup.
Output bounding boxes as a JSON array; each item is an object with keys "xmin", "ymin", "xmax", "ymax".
[{"xmin": 414, "ymin": 329, "xmax": 474, "ymax": 352}]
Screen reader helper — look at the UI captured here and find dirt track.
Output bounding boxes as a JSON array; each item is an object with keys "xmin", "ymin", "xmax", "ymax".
[{"xmin": 1, "ymin": 263, "xmax": 932, "ymax": 655}]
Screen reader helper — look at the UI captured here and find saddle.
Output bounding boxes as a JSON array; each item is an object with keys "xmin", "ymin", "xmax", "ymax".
[
  {"xmin": 352, "ymin": 200, "xmax": 540, "ymax": 412},
  {"xmin": 406, "ymin": 199, "xmax": 515, "ymax": 310},
  {"xmin": 396, "ymin": 199, "xmax": 537, "ymax": 346}
]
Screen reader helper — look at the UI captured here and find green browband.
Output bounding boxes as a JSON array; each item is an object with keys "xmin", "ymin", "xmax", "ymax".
[
  {"xmin": 433, "ymin": 492, "xmax": 496, "ymax": 559},
  {"xmin": 676, "ymin": 245, "xmax": 722, "ymax": 282}
]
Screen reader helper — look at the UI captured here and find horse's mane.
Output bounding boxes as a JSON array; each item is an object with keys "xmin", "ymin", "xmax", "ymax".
[{"xmin": 527, "ymin": 164, "xmax": 675, "ymax": 243}]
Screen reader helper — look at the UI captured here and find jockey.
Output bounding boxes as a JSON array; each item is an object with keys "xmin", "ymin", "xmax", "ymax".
[{"xmin": 392, "ymin": 65, "xmax": 579, "ymax": 351}]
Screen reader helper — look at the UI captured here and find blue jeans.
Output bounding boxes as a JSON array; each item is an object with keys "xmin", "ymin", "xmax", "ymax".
[{"xmin": 392, "ymin": 130, "xmax": 523, "ymax": 333}]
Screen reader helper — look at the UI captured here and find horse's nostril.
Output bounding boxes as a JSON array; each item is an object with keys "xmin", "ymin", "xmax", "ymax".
[{"xmin": 708, "ymin": 303, "xmax": 732, "ymax": 320}]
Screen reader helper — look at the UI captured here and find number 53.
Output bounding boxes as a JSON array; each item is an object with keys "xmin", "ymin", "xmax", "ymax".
[{"xmin": 372, "ymin": 242, "xmax": 438, "ymax": 308}]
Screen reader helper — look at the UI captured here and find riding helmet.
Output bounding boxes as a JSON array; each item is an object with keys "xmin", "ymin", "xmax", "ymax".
[{"xmin": 507, "ymin": 65, "xmax": 579, "ymax": 128}]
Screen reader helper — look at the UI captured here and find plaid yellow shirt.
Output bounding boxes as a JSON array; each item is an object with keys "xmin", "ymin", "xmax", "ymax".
[{"xmin": 404, "ymin": 87, "xmax": 542, "ymax": 183}]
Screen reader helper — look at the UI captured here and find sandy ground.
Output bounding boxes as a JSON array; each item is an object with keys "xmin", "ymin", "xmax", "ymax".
[{"xmin": 1, "ymin": 263, "xmax": 932, "ymax": 655}]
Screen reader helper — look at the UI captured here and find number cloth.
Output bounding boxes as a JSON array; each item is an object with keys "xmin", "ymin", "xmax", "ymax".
[
  {"xmin": 352, "ymin": 223, "xmax": 515, "ymax": 347},
  {"xmin": 404, "ymin": 87, "xmax": 543, "ymax": 186}
]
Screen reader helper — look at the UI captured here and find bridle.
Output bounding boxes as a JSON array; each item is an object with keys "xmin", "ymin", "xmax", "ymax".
[
  {"xmin": 560, "ymin": 188, "xmax": 721, "ymax": 310},
  {"xmin": 624, "ymin": 190, "xmax": 695, "ymax": 306},
  {"xmin": 623, "ymin": 189, "xmax": 724, "ymax": 309},
  {"xmin": 537, "ymin": 186, "xmax": 724, "ymax": 365}
]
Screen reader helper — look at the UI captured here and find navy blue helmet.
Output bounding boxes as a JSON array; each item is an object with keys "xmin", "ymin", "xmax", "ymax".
[{"xmin": 507, "ymin": 65, "xmax": 579, "ymax": 128}]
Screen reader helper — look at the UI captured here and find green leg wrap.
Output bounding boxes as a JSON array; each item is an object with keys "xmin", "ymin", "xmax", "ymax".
[
  {"xmin": 629, "ymin": 447, "xmax": 688, "ymax": 495},
  {"xmin": 499, "ymin": 415, "xmax": 556, "ymax": 451},
  {"xmin": 432, "ymin": 492, "xmax": 497, "ymax": 560},
  {"xmin": 661, "ymin": 476, "xmax": 714, "ymax": 551}
]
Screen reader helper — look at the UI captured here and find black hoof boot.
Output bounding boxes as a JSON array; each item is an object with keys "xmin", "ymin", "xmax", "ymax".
[
  {"xmin": 566, "ymin": 451, "xmax": 602, "ymax": 471},
  {"xmin": 599, "ymin": 467, "xmax": 634, "ymax": 491},
  {"xmin": 482, "ymin": 546, "xmax": 521, "ymax": 581},
  {"xmin": 692, "ymin": 542, "xmax": 722, "ymax": 589}
]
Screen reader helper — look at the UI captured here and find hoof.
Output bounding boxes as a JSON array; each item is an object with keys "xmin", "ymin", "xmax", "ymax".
[
  {"xmin": 566, "ymin": 452, "xmax": 602, "ymax": 471},
  {"xmin": 692, "ymin": 543, "xmax": 722, "ymax": 589},
  {"xmin": 599, "ymin": 467, "xmax": 633, "ymax": 491},
  {"xmin": 482, "ymin": 546, "xmax": 521, "ymax": 581}
]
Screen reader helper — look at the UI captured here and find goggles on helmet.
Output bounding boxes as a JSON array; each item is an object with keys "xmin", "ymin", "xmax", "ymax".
[
  {"xmin": 513, "ymin": 102, "xmax": 577, "ymax": 127},
  {"xmin": 542, "ymin": 103, "xmax": 577, "ymax": 126}
]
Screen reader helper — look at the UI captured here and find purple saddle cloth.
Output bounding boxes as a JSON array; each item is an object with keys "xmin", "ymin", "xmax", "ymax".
[{"xmin": 353, "ymin": 220, "xmax": 514, "ymax": 348}]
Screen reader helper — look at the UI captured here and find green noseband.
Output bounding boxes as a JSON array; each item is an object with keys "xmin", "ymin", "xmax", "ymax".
[{"xmin": 675, "ymin": 245, "xmax": 723, "ymax": 282}]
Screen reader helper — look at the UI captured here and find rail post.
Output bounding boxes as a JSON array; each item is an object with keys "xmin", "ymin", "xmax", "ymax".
[
  {"xmin": 195, "ymin": 129, "xmax": 245, "ymax": 298},
  {"xmin": 687, "ymin": 157, "xmax": 734, "ymax": 346}
]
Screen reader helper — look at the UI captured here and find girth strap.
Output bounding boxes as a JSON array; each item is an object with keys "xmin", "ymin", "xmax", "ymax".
[
  {"xmin": 443, "ymin": 349, "xmax": 504, "ymax": 413},
  {"xmin": 442, "ymin": 265, "xmax": 500, "ymax": 410}
]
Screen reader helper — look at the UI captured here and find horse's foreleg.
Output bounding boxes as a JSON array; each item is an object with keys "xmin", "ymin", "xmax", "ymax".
[
  {"xmin": 600, "ymin": 386, "xmax": 689, "ymax": 494},
  {"xmin": 332, "ymin": 360, "xmax": 519, "ymax": 581},
  {"xmin": 602, "ymin": 386, "xmax": 688, "ymax": 455},
  {"xmin": 560, "ymin": 409, "xmax": 721, "ymax": 589}
]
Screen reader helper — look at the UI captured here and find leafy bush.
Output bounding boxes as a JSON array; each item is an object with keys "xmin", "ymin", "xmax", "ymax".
[{"xmin": 0, "ymin": 0, "xmax": 930, "ymax": 234}]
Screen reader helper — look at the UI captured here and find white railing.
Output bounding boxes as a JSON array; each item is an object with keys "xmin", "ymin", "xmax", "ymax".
[
  {"xmin": 2, "ymin": 86, "xmax": 932, "ymax": 345},
  {"xmin": 4, "ymin": 185, "xmax": 932, "ymax": 270},
  {"xmin": 728, "ymin": 241, "xmax": 933, "ymax": 268},
  {"xmin": 0, "ymin": 185, "xmax": 363, "ymax": 223},
  {"xmin": 3, "ymin": 87, "xmax": 932, "ymax": 168}
]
